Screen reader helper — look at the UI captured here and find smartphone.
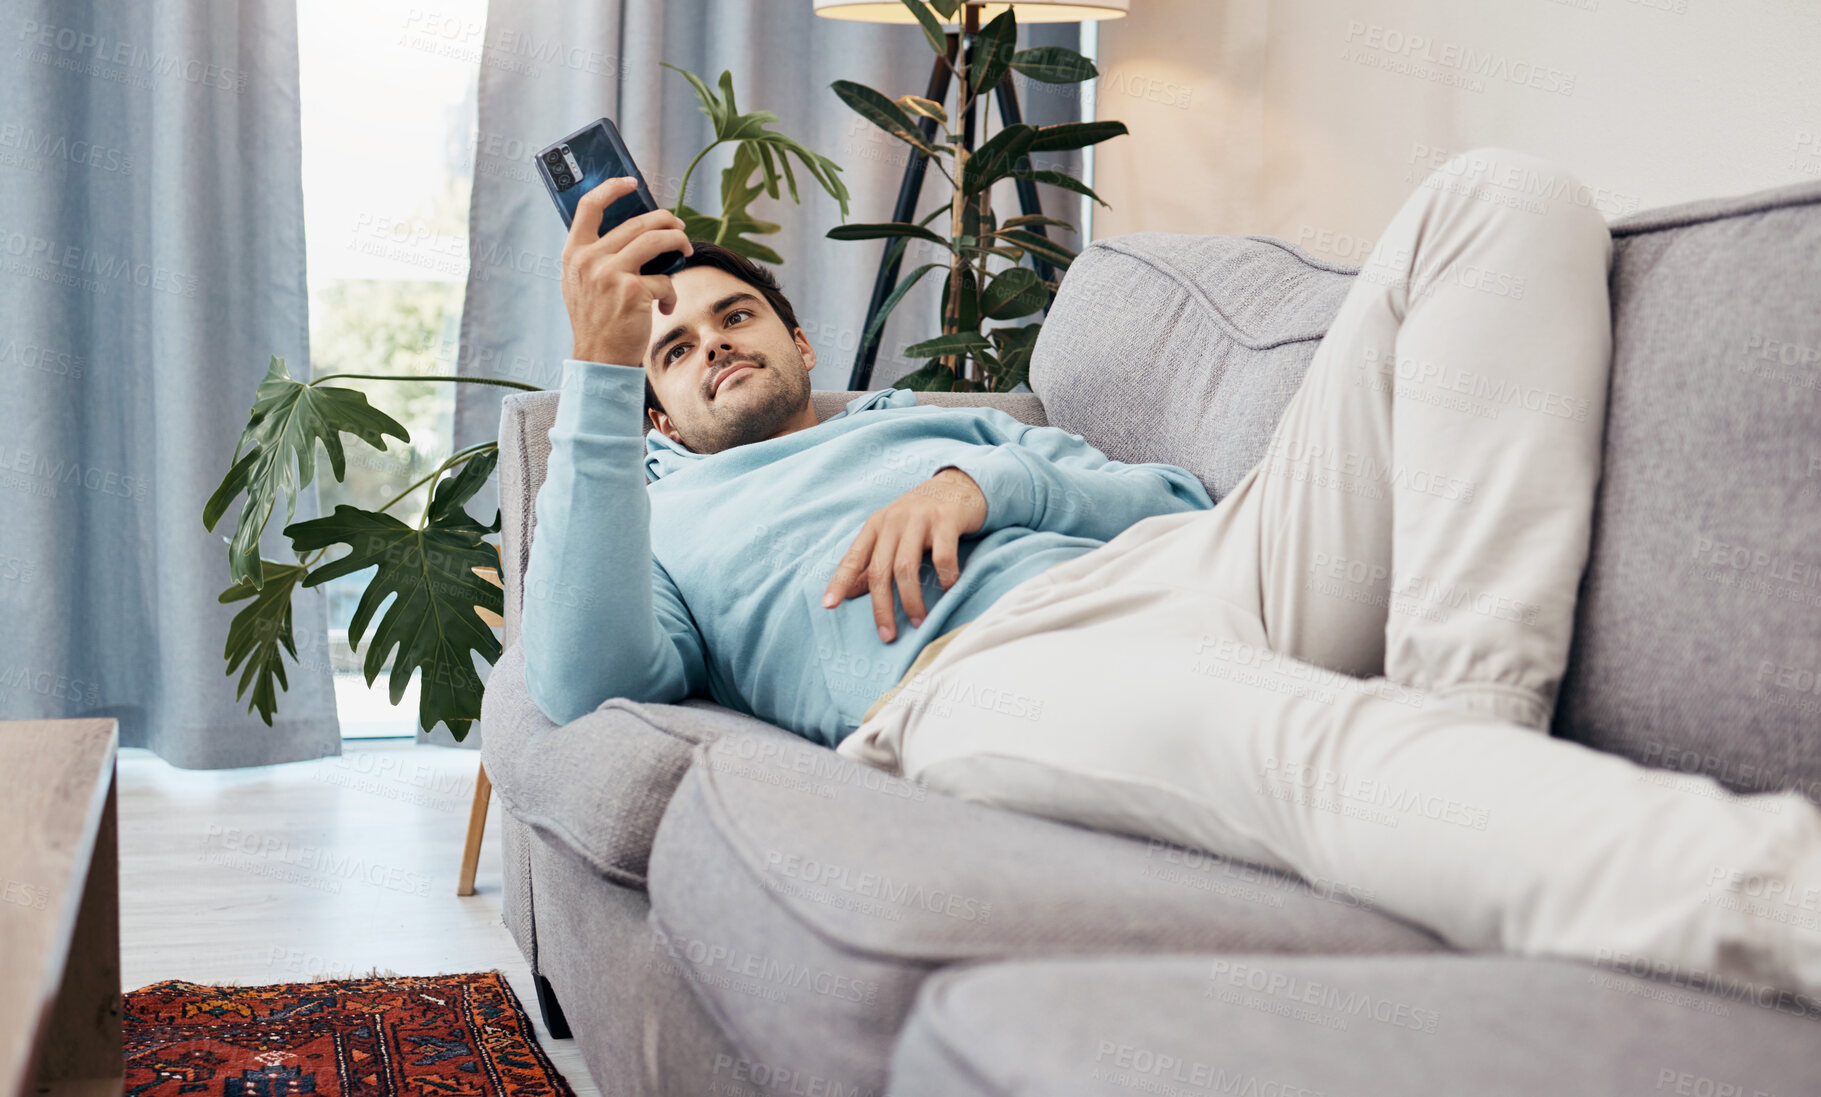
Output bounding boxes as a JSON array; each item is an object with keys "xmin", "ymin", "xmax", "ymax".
[{"xmin": 534, "ymin": 117, "xmax": 687, "ymax": 277}]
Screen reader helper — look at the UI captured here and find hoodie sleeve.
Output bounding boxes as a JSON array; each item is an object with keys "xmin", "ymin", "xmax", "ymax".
[
  {"xmin": 519, "ymin": 359, "xmax": 710, "ymax": 726},
  {"xmin": 935, "ymin": 407, "xmax": 1214, "ymax": 542}
]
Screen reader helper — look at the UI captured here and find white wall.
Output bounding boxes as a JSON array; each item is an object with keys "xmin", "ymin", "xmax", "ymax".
[{"xmin": 1090, "ymin": 0, "xmax": 1821, "ymax": 264}]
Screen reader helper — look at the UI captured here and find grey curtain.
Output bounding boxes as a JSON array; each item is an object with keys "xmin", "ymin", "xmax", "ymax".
[
  {"xmin": 0, "ymin": 0, "xmax": 340, "ymax": 767},
  {"xmin": 454, "ymin": 0, "xmax": 1085, "ymax": 522}
]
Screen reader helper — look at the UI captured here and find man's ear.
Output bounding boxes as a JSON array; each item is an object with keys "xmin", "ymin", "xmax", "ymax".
[
  {"xmin": 793, "ymin": 326, "xmax": 816, "ymax": 373},
  {"xmin": 649, "ymin": 408, "xmax": 684, "ymax": 445}
]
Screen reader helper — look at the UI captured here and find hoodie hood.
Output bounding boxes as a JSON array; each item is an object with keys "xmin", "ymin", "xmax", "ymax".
[{"xmin": 643, "ymin": 386, "xmax": 919, "ymax": 480}]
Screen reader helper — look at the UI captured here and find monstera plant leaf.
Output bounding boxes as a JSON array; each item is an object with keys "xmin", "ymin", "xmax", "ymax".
[
  {"xmin": 203, "ymin": 356, "xmax": 410, "ymax": 590},
  {"xmin": 218, "ymin": 560, "xmax": 312, "ymax": 727},
  {"xmin": 666, "ymin": 62, "xmax": 850, "ymax": 232},
  {"xmin": 283, "ymin": 451, "xmax": 504, "ymax": 740},
  {"xmin": 707, "ymin": 142, "xmax": 787, "ymax": 264}
]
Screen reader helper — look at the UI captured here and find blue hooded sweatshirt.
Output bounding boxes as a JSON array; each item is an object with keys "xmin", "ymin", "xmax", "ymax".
[{"xmin": 519, "ymin": 358, "xmax": 1216, "ymax": 748}]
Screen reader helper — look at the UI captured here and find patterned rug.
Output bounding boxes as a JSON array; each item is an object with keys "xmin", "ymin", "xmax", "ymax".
[{"xmin": 124, "ymin": 971, "xmax": 575, "ymax": 1096}]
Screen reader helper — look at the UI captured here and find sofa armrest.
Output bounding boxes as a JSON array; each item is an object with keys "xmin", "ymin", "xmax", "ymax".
[{"xmin": 479, "ymin": 639, "xmax": 803, "ymax": 887}]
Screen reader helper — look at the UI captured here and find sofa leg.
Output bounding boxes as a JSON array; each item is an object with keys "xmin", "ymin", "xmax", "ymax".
[{"xmin": 534, "ymin": 973, "xmax": 572, "ymax": 1039}]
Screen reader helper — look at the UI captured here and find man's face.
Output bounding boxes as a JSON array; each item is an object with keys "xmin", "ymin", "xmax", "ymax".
[{"xmin": 644, "ymin": 265, "xmax": 816, "ymax": 454}]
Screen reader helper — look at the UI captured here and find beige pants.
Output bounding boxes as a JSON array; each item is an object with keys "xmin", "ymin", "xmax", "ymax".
[{"xmin": 838, "ymin": 147, "xmax": 1821, "ymax": 1001}]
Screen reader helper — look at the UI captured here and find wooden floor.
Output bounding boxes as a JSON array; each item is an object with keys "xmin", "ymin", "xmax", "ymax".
[{"xmin": 117, "ymin": 739, "xmax": 600, "ymax": 1096}]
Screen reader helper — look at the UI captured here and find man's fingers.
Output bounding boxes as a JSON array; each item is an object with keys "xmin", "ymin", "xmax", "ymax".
[
  {"xmin": 932, "ymin": 529, "xmax": 960, "ymax": 589},
  {"xmin": 566, "ymin": 177, "xmax": 639, "ymax": 251},
  {"xmin": 867, "ymin": 528, "xmax": 900, "ymax": 641},
  {"xmin": 823, "ymin": 510, "xmax": 947, "ymax": 639},
  {"xmin": 825, "ymin": 527, "xmax": 875, "ymax": 607},
  {"xmin": 596, "ymin": 206, "xmax": 688, "ymax": 257},
  {"xmin": 641, "ymin": 274, "xmax": 677, "ymax": 314},
  {"xmin": 615, "ymin": 227, "xmax": 693, "ymax": 276},
  {"xmin": 895, "ymin": 529, "xmax": 928, "ymax": 627}
]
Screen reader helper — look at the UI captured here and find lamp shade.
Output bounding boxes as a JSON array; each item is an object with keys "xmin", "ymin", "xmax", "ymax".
[{"xmin": 814, "ymin": 1, "xmax": 1129, "ymax": 23}]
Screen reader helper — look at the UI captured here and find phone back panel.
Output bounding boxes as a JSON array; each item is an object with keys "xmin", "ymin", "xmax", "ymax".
[
  {"xmin": 542, "ymin": 121, "xmax": 653, "ymax": 234},
  {"xmin": 535, "ymin": 118, "xmax": 684, "ymax": 277}
]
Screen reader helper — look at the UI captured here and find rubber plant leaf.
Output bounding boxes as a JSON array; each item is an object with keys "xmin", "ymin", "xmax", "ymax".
[
  {"xmin": 970, "ymin": 9, "xmax": 1018, "ymax": 96},
  {"xmin": 832, "ymin": 80, "xmax": 943, "ymax": 158},
  {"xmin": 1028, "ymin": 120, "xmax": 1129, "ymax": 153},
  {"xmin": 1009, "ymin": 46, "xmax": 1098, "ymax": 83},
  {"xmin": 899, "ymin": 0, "xmax": 948, "ymax": 55}
]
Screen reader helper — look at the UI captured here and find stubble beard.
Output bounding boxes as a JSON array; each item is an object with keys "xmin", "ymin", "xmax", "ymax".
[{"xmin": 684, "ymin": 346, "xmax": 812, "ymax": 454}]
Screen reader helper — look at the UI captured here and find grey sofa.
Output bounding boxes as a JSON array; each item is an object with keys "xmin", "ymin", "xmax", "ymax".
[{"xmin": 480, "ymin": 170, "xmax": 1821, "ymax": 1097}]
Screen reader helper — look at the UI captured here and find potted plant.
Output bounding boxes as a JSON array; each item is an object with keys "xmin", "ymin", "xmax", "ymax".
[
  {"xmin": 828, "ymin": 0, "xmax": 1126, "ymax": 392},
  {"xmin": 202, "ymin": 66, "xmax": 848, "ymax": 740}
]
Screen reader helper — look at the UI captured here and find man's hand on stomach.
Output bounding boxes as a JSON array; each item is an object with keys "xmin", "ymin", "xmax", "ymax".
[{"xmin": 822, "ymin": 466, "xmax": 988, "ymax": 643}]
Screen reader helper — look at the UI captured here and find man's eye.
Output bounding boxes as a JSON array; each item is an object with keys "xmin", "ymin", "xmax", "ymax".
[
  {"xmin": 727, "ymin": 309, "xmax": 752, "ymax": 324},
  {"xmin": 665, "ymin": 343, "xmax": 688, "ymax": 364}
]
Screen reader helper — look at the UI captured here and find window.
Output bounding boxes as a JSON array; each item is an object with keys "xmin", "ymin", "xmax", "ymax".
[{"xmin": 297, "ymin": 0, "xmax": 487, "ymax": 737}]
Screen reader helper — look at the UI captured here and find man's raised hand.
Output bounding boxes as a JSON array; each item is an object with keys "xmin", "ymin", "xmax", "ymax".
[
  {"xmin": 560, "ymin": 177, "xmax": 695, "ymax": 366},
  {"xmin": 822, "ymin": 467, "xmax": 989, "ymax": 643}
]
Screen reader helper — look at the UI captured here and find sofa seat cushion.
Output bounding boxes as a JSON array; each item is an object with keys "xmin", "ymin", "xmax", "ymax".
[
  {"xmin": 645, "ymin": 734, "xmax": 1444, "ymax": 1095},
  {"xmin": 888, "ymin": 954, "xmax": 1821, "ymax": 1097},
  {"xmin": 479, "ymin": 641, "xmax": 803, "ymax": 887}
]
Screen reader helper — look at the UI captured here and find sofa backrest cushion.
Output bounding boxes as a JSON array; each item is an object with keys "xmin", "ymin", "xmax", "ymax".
[
  {"xmin": 1554, "ymin": 181, "xmax": 1821, "ymax": 802},
  {"xmin": 1026, "ymin": 179, "xmax": 1821, "ymax": 802},
  {"xmin": 1031, "ymin": 233, "xmax": 1358, "ymax": 504}
]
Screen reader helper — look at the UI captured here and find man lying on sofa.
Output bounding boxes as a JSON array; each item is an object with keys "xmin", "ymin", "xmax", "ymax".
[
  {"xmin": 522, "ymin": 184, "xmax": 1214, "ymax": 743},
  {"xmin": 523, "ymin": 159, "xmax": 1821, "ymax": 1003}
]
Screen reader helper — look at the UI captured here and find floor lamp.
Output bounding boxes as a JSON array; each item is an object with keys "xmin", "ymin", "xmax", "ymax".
[{"xmin": 813, "ymin": 0, "xmax": 1130, "ymax": 390}]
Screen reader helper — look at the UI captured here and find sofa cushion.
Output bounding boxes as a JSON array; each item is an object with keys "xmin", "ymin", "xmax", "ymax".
[
  {"xmin": 645, "ymin": 734, "xmax": 1443, "ymax": 1095},
  {"xmin": 888, "ymin": 953, "xmax": 1821, "ymax": 1097},
  {"xmin": 1031, "ymin": 232, "xmax": 1357, "ymax": 504},
  {"xmin": 1555, "ymin": 178, "xmax": 1821, "ymax": 802},
  {"xmin": 1030, "ymin": 182, "xmax": 1821, "ymax": 802},
  {"xmin": 479, "ymin": 641, "xmax": 803, "ymax": 887}
]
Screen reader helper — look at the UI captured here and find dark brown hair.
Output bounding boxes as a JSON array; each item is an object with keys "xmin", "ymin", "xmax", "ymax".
[{"xmin": 644, "ymin": 241, "xmax": 801, "ymax": 420}]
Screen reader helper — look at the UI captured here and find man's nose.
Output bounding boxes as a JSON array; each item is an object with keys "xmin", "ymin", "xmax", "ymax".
[{"xmin": 705, "ymin": 342, "xmax": 732, "ymax": 363}]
